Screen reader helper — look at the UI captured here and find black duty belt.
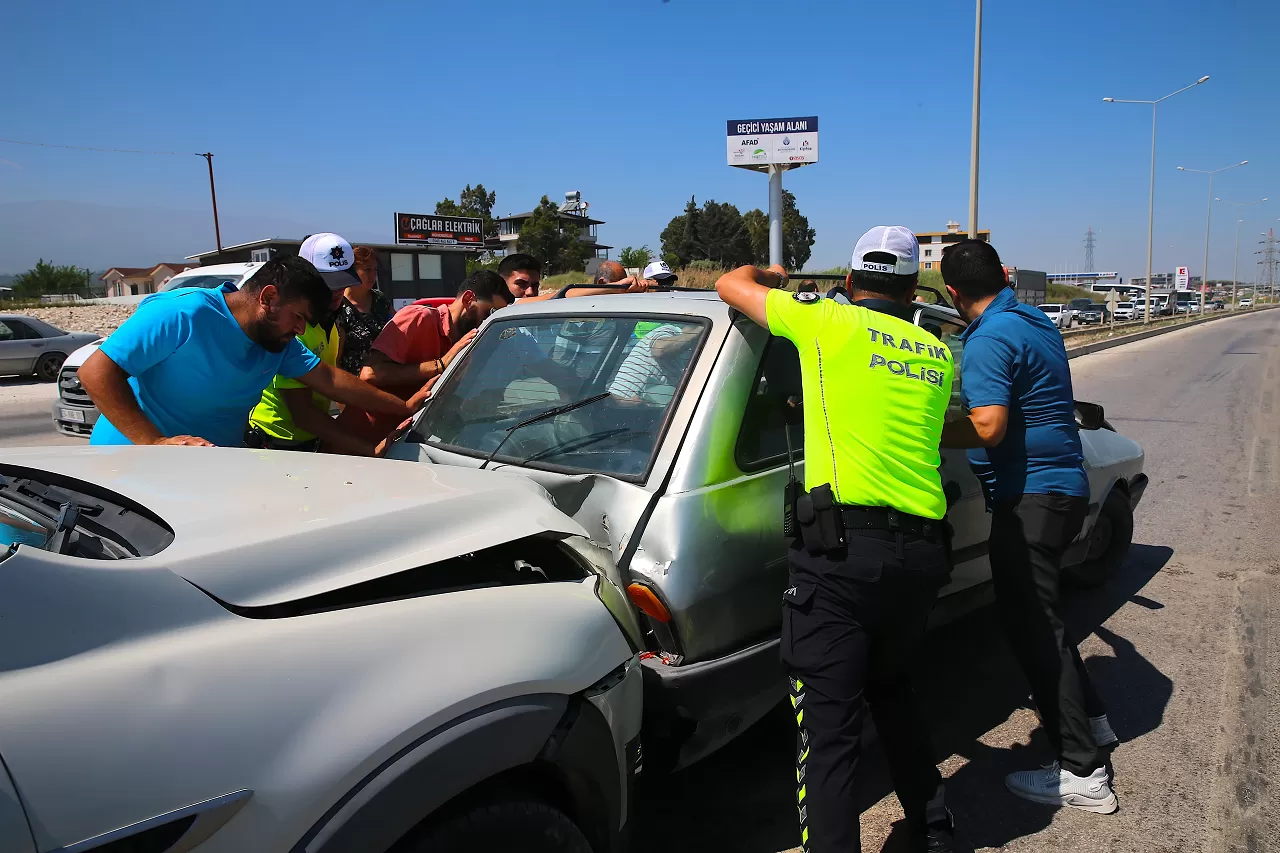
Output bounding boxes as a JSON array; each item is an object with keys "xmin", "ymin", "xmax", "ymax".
[{"xmin": 839, "ymin": 505, "xmax": 942, "ymax": 540}]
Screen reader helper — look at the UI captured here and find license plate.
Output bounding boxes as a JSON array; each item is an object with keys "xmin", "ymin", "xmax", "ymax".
[{"xmin": 60, "ymin": 408, "xmax": 85, "ymax": 423}]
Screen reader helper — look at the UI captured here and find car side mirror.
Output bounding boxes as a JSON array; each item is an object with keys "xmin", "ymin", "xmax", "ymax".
[
  {"xmin": 785, "ymin": 395, "xmax": 803, "ymax": 425},
  {"xmin": 1074, "ymin": 401, "xmax": 1105, "ymax": 431}
]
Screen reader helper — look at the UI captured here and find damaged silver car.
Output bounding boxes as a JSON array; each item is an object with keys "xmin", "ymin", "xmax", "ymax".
[{"xmin": 392, "ymin": 289, "xmax": 1149, "ymax": 770}]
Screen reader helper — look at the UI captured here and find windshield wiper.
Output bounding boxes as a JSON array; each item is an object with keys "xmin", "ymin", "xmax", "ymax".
[
  {"xmin": 523, "ymin": 427, "xmax": 635, "ymax": 464},
  {"xmin": 479, "ymin": 392, "xmax": 611, "ymax": 470}
]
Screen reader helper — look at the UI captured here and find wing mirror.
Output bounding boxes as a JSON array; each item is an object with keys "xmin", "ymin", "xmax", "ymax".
[{"xmin": 1074, "ymin": 401, "xmax": 1105, "ymax": 431}]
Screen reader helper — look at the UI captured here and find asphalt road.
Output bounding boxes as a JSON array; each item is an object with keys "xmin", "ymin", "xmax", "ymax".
[
  {"xmin": 0, "ymin": 377, "xmax": 80, "ymax": 447},
  {"xmin": 634, "ymin": 308, "xmax": 1279, "ymax": 853},
  {"xmin": 1, "ymin": 313, "xmax": 1277, "ymax": 851}
]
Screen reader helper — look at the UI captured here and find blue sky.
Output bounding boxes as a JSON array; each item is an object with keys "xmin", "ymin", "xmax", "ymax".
[{"xmin": 2, "ymin": 0, "xmax": 1277, "ymax": 280}]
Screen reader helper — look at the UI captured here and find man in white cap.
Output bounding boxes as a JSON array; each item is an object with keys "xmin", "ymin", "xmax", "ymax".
[
  {"xmin": 642, "ymin": 259, "xmax": 678, "ymax": 285},
  {"xmin": 247, "ymin": 233, "xmax": 429, "ymax": 454},
  {"xmin": 715, "ymin": 226, "xmax": 958, "ymax": 853}
]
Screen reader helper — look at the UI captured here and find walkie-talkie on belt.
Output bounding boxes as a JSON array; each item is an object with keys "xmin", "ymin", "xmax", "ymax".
[{"xmin": 782, "ymin": 395, "xmax": 802, "ymax": 538}]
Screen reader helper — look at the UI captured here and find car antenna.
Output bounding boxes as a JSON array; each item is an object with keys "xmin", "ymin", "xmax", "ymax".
[
  {"xmin": 479, "ymin": 392, "xmax": 612, "ymax": 470},
  {"xmin": 782, "ymin": 395, "xmax": 802, "ymax": 538}
]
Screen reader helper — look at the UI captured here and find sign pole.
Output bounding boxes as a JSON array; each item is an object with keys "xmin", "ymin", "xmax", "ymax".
[{"xmin": 768, "ymin": 164, "xmax": 784, "ymax": 268}]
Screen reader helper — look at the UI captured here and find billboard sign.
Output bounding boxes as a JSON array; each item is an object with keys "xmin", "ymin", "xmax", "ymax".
[
  {"xmin": 395, "ymin": 213, "xmax": 485, "ymax": 248},
  {"xmin": 726, "ymin": 116, "xmax": 819, "ymax": 168},
  {"xmin": 1175, "ymin": 266, "xmax": 1190, "ymax": 289}
]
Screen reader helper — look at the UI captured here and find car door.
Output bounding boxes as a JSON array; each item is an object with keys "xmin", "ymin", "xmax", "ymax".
[
  {"xmin": 913, "ymin": 307, "xmax": 992, "ymax": 595},
  {"xmin": 0, "ymin": 320, "xmax": 44, "ymax": 375},
  {"xmin": 5, "ymin": 320, "xmax": 48, "ymax": 374}
]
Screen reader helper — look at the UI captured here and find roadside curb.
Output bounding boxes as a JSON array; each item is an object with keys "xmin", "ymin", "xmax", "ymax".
[{"xmin": 1066, "ymin": 305, "xmax": 1278, "ymax": 360}]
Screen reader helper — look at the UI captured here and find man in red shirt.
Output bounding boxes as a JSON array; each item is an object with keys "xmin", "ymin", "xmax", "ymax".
[{"xmin": 333, "ymin": 270, "xmax": 512, "ymax": 445}]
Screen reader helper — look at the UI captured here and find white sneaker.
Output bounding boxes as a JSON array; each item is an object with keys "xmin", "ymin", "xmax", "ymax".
[
  {"xmin": 1091, "ymin": 714, "xmax": 1119, "ymax": 748},
  {"xmin": 1005, "ymin": 761, "xmax": 1118, "ymax": 814}
]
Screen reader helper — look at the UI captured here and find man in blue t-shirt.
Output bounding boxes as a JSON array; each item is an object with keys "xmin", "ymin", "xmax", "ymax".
[
  {"xmin": 81, "ymin": 256, "xmax": 421, "ymax": 448},
  {"xmin": 940, "ymin": 240, "xmax": 1119, "ymax": 816}
]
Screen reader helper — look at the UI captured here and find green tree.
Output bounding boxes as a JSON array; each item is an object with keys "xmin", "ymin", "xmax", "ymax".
[
  {"xmin": 517, "ymin": 196, "xmax": 592, "ymax": 274},
  {"xmin": 742, "ymin": 191, "xmax": 816, "ymax": 269},
  {"xmin": 782, "ymin": 190, "xmax": 816, "ymax": 270},
  {"xmin": 743, "ymin": 208, "xmax": 769, "ymax": 265},
  {"xmin": 618, "ymin": 245, "xmax": 652, "ymax": 271},
  {"xmin": 436, "ymin": 183, "xmax": 498, "ymax": 239},
  {"xmin": 699, "ymin": 200, "xmax": 754, "ymax": 267},
  {"xmin": 12, "ymin": 259, "xmax": 91, "ymax": 298},
  {"xmin": 660, "ymin": 197, "xmax": 707, "ymax": 267}
]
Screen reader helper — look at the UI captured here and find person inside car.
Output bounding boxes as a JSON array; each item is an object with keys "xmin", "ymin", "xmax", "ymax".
[
  {"xmin": 81, "ymin": 254, "xmax": 420, "ymax": 448},
  {"xmin": 333, "ymin": 269, "xmax": 513, "ymax": 447}
]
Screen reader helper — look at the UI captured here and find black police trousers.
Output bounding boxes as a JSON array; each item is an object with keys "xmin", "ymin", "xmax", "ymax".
[
  {"xmin": 989, "ymin": 493, "xmax": 1106, "ymax": 775},
  {"xmin": 781, "ymin": 527, "xmax": 950, "ymax": 853}
]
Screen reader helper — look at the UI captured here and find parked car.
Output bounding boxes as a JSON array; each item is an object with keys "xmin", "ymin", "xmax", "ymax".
[
  {"xmin": 51, "ymin": 263, "xmax": 262, "ymax": 437},
  {"xmin": 1112, "ymin": 302, "xmax": 1136, "ymax": 321},
  {"xmin": 0, "ymin": 448, "xmax": 642, "ymax": 853},
  {"xmin": 1240, "ymin": 298, "xmax": 1253, "ymax": 308},
  {"xmin": 390, "ymin": 289, "xmax": 1149, "ymax": 770},
  {"xmin": 1075, "ymin": 304, "xmax": 1107, "ymax": 325},
  {"xmin": 0, "ymin": 314, "xmax": 99, "ymax": 382},
  {"xmin": 1067, "ymin": 297, "xmax": 1094, "ymax": 325},
  {"xmin": 1037, "ymin": 303, "xmax": 1072, "ymax": 329}
]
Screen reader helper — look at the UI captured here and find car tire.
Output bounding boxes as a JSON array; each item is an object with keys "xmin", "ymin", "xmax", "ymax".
[
  {"xmin": 401, "ymin": 799, "xmax": 594, "ymax": 853},
  {"xmin": 1064, "ymin": 490, "xmax": 1133, "ymax": 588},
  {"xmin": 35, "ymin": 352, "xmax": 65, "ymax": 382}
]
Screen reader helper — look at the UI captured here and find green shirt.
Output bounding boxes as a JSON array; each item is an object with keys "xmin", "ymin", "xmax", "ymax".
[
  {"xmin": 249, "ymin": 322, "xmax": 337, "ymax": 442},
  {"xmin": 765, "ymin": 290, "xmax": 953, "ymax": 519}
]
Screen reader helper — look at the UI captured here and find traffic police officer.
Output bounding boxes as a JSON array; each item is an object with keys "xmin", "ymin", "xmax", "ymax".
[{"xmin": 716, "ymin": 226, "xmax": 956, "ymax": 853}]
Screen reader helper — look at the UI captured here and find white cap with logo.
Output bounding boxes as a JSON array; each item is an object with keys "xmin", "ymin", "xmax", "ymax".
[
  {"xmin": 299, "ymin": 232, "xmax": 361, "ymax": 290},
  {"xmin": 851, "ymin": 225, "xmax": 920, "ymax": 276},
  {"xmin": 642, "ymin": 260, "xmax": 678, "ymax": 281}
]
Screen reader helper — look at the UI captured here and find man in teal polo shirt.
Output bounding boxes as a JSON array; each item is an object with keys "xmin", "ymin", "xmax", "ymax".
[{"xmin": 940, "ymin": 239, "xmax": 1119, "ymax": 815}]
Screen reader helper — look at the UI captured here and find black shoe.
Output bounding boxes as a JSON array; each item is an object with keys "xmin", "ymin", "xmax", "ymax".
[{"xmin": 918, "ymin": 809, "xmax": 956, "ymax": 853}]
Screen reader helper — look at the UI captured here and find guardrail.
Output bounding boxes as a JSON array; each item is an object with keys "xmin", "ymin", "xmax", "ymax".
[{"xmin": 1065, "ymin": 303, "xmax": 1278, "ymax": 359}]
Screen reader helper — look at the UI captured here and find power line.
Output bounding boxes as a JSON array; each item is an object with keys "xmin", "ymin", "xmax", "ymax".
[
  {"xmin": 0, "ymin": 138, "xmax": 198, "ymax": 157},
  {"xmin": 1084, "ymin": 225, "xmax": 1096, "ymax": 272}
]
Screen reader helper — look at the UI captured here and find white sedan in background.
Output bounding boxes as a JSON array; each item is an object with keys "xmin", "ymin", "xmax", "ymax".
[{"xmin": 1037, "ymin": 303, "xmax": 1072, "ymax": 329}]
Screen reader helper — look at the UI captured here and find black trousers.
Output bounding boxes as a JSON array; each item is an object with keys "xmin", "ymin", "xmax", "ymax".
[
  {"xmin": 989, "ymin": 493, "xmax": 1104, "ymax": 775},
  {"xmin": 781, "ymin": 528, "xmax": 950, "ymax": 853}
]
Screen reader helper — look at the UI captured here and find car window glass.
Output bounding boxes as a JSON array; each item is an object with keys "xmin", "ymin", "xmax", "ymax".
[
  {"xmin": 3, "ymin": 320, "xmax": 36, "ymax": 340},
  {"xmin": 0, "ymin": 321, "xmax": 13, "ymax": 342},
  {"xmin": 417, "ymin": 315, "xmax": 706, "ymax": 481},
  {"xmin": 918, "ymin": 314, "xmax": 966, "ymax": 418},
  {"xmin": 736, "ymin": 337, "xmax": 804, "ymax": 471},
  {"xmin": 165, "ymin": 275, "xmax": 240, "ymax": 291}
]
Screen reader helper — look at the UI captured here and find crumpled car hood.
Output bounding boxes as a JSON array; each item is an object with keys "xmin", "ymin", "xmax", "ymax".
[{"xmin": 0, "ymin": 445, "xmax": 586, "ymax": 607}]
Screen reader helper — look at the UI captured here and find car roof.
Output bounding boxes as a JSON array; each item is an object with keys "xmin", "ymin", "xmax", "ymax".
[
  {"xmin": 169, "ymin": 262, "xmax": 262, "ymax": 279},
  {"xmin": 498, "ymin": 289, "xmax": 965, "ymax": 325}
]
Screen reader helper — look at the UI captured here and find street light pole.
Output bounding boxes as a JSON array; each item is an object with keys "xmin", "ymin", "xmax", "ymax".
[
  {"xmin": 1178, "ymin": 161, "xmax": 1247, "ymax": 315},
  {"xmin": 198, "ymin": 152, "xmax": 222, "ymax": 253},
  {"xmin": 1217, "ymin": 197, "xmax": 1268, "ymax": 310},
  {"xmin": 1103, "ymin": 75, "xmax": 1209, "ymax": 324},
  {"xmin": 967, "ymin": 0, "xmax": 982, "ymax": 239}
]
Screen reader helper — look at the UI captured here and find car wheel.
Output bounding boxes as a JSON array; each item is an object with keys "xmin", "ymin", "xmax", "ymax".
[
  {"xmin": 35, "ymin": 352, "xmax": 65, "ymax": 382},
  {"xmin": 400, "ymin": 800, "xmax": 594, "ymax": 853},
  {"xmin": 1064, "ymin": 490, "xmax": 1133, "ymax": 588}
]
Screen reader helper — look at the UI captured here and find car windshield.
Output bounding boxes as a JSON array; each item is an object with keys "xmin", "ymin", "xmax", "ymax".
[
  {"xmin": 164, "ymin": 274, "xmax": 242, "ymax": 291},
  {"xmin": 415, "ymin": 314, "xmax": 707, "ymax": 480},
  {"xmin": 1038, "ymin": 305, "xmax": 1061, "ymax": 313}
]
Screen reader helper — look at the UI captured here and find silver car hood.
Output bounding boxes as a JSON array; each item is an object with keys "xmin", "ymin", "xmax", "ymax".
[{"xmin": 0, "ymin": 445, "xmax": 586, "ymax": 607}]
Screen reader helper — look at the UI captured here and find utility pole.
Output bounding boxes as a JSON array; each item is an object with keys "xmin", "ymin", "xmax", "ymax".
[
  {"xmin": 967, "ymin": 0, "xmax": 982, "ymax": 239},
  {"xmin": 198, "ymin": 152, "xmax": 222, "ymax": 253}
]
